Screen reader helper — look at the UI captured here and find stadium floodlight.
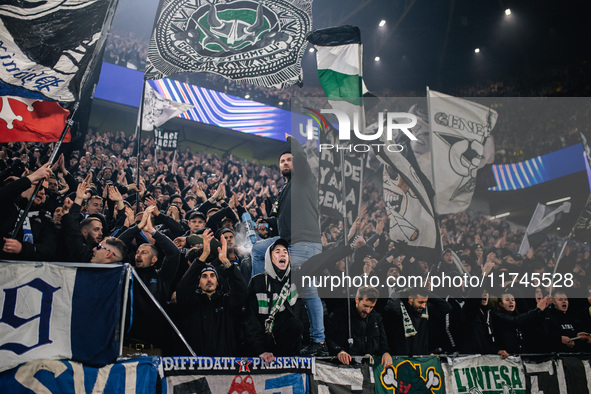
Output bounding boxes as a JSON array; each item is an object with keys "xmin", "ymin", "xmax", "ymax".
[
  {"xmin": 374, "ymin": 56, "xmax": 380, "ymax": 62},
  {"xmin": 379, "ymin": 19, "xmax": 386, "ymax": 27},
  {"xmin": 505, "ymin": 8, "xmax": 511, "ymax": 16},
  {"xmin": 546, "ymin": 196, "xmax": 571, "ymax": 205},
  {"xmin": 491, "ymin": 212, "xmax": 510, "ymax": 219},
  {"xmin": 474, "ymin": 48, "xmax": 480, "ymax": 53}
]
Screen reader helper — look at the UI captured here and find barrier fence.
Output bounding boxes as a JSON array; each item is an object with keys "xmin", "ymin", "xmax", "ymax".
[{"xmin": 2, "ymin": 261, "xmax": 591, "ymax": 393}]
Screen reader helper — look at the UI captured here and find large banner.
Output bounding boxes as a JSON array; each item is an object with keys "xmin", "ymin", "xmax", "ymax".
[
  {"xmin": 0, "ymin": 262, "xmax": 125, "ymax": 372},
  {"xmin": 145, "ymin": 0, "xmax": 312, "ymax": 88},
  {"xmin": 317, "ymin": 126, "xmax": 363, "ymax": 227},
  {"xmin": 446, "ymin": 355, "xmax": 526, "ymax": 394},
  {"xmin": 310, "ymin": 361, "xmax": 374, "ymax": 393},
  {"xmin": 162, "ymin": 356, "xmax": 313, "ymax": 393},
  {"xmin": 0, "ymin": 0, "xmax": 118, "ymax": 101},
  {"xmin": 522, "ymin": 358, "xmax": 565, "ymax": 394},
  {"xmin": 427, "ymin": 90, "xmax": 498, "ymax": 214},
  {"xmin": 373, "ymin": 356, "xmax": 445, "ymax": 394},
  {"xmin": 166, "ymin": 373, "xmax": 308, "ymax": 393},
  {"xmin": 161, "ymin": 356, "xmax": 314, "ymax": 376},
  {"xmin": 0, "ymin": 357, "xmax": 157, "ymax": 393}
]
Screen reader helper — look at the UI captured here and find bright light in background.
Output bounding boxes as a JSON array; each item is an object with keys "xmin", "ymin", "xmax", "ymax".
[
  {"xmin": 505, "ymin": 8, "xmax": 511, "ymax": 16},
  {"xmin": 308, "ymin": 48, "xmax": 314, "ymax": 53},
  {"xmin": 546, "ymin": 196, "xmax": 571, "ymax": 205},
  {"xmin": 491, "ymin": 212, "xmax": 510, "ymax": 219},
  {"xmin": 379, "ymin": 19, "xmax": 386, "ymax": 27},
  {"xmin": 278, "ymin": 101, "xmax": 284, "ymax": 106},
  {"xmin": 374, "ymin": 56, "xmax": 380, "ymax": 62},
  {"xmin": 244, "ymin": 94, "xmax": 250, "ymax": 99},
  {"xmin": 474, "ymin": 48, "xmax": 480, "ymax": 53}
]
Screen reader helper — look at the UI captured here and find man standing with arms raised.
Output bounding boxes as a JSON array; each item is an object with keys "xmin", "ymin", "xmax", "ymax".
[{"xmin": 275, "ymin": 135, "xmax": 326, "ymax": 356}]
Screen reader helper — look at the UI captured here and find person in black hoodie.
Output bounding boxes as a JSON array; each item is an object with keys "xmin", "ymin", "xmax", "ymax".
[
  {"xmin": 1, "ymin": 163, "xmax": 56, "ymax": 261},
  {"xmin": 326, "ymin": 286, "xmax": 392, "ymax": 369},
  {"xmin": 459, "ymin": 288, "xmax": 497, "ymax": 354},
  {"xmin": 175, "ymin": 230, "xmax": 248, "ymax": 356},
  {"xmin": 492, "ymin": 291, "xmax": 550, "ymax": 357},
  {"xmin": 543, "ymin": 290, "xmax": 591, "ymax": 352}
]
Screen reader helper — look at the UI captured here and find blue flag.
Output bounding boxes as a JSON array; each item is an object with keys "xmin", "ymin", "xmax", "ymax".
[{"xmin": 0, "ymin": 262, "xmax": 126, "ymax": 372}]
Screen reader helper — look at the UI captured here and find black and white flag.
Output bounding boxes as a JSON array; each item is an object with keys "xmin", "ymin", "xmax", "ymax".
[
  {"xmin": 145, "ymin": 0, "xmax": 312, "ymax": 88},
  {"xmin": 318, "ymin": 125, "xmax": 362, "ymax": 227},
  {"xmin": 573, "ymin": 194, "xmax": 591, "ymax": 243},
  {"xmin": 427, "ymin": 89, "xmax": 498, "ymax": 214},
  {"xmin": 154, "ymin": 128, "xmax": 179, "ymax": 151},
  {"xmin": 141, "ymin": 82, "xmax": 193, "ymax": 131},
  {"xmin": 518, "ymin": 202, "xmax": 571, "ymax": 255},
  {"xmin": 0, "ymin": 0, "xmax": 118, "ymax": 102}
]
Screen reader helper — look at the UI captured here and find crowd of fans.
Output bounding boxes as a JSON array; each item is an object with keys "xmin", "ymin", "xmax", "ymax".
[
  {"xmin": 103, "ymin": 30, "xmax": 591, "ymax": 164},
  {"xmin": 1, "ymin": 124, "xmax": 590, "ymax": 362}
]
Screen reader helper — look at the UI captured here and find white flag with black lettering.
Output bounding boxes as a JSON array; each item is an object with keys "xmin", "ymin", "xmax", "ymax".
[{"xmin": 427, "ymin": 89, "xmax": 498, "ymax": 214}]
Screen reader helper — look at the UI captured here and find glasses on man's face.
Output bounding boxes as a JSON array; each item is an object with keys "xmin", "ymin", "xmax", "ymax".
[{"xmin": 97, "ymin": 243, "xmax": 120, "ymax": 260}]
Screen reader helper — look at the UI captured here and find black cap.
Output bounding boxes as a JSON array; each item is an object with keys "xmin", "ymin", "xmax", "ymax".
[
  {"xmin": 270, "ymin": 238, "xmax": 289, "ymax": 253},
  {"xmin": 217, "ymin": 227, "xmax": 234, "ymax": 238},
  {"xmin": 189, "ymin": 211, "xmax": 206, "ymax": 221}
]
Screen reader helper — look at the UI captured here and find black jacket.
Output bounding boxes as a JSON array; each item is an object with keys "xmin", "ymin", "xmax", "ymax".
[
  {"xmin": 118, "ymin": 226, "xmax": 180, "ymax": 305},
  {"xmin": 176, "ymin": 260, "xmax": 247, "ymax": 356},
  {"xmin": 492, "ymin": 307, "xmax": 544, "ymax": 354},
  {"xmin": 327, "ymin": 302, "xmax": 390, "ymax": 358},
  {"xmin": 384, "ymin": 292, "xmax": 452, "ymax": 356},
  {"xmin": 271, "ymin": 136, "xmax": 321, "ymax": 244},
  {"xmin": 0, "ymin": 177, "xmax": 57, "ymax": 261},
  {"xmin": 459, "ymin": 299, "xmax": 496, "ymax": 354}
]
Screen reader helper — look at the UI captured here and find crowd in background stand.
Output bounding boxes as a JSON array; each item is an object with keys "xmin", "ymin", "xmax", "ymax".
[{"xmin": 1, "ymin": 119, "xmax": 590, "ymax": 358}]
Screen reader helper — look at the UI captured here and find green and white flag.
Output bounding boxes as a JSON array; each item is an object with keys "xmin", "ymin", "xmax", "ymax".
[
  {"xmin": 448, "ymin": 355, "xmax": 527, "ymax": 394},
  {"xmin": 307, "ymin": 25, "xmax": 367, "ymax": 116},
  {"xmin": 307, "ymin": 25, "xmax": 367, "ymax": 226}
]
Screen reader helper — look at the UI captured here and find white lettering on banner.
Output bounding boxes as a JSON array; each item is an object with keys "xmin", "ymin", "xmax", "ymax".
[
  {"xmin": 14, "ymin": 360, "xmax": 68, "ymax": 394},
  {"xmin": 315, "ymin": 109, "xmax": 417, "ymax": 141},
  {"xmin": 11, "ymin": 359, "xmax": 139, "ymax": 393},
  {"xmin": 0, "ymin": 263, "xmax": 76, "ymax": 373},
  {"xmin": 0, "ymin": 279, "xmax": 60, "ymax": 354}
]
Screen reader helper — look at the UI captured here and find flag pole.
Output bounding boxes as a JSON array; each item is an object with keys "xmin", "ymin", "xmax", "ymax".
[
  {"xmin": 134, "ymin": 82, "xmax": 147, "ymax": 213},
  {"xmin": 550, "ymin": 233, "xmax": 572, "ymax": 296},
  {"xmin": 9, "ymin": 102, "xmax": 79, "ymax": 239},
  {"xmin": 129, "ymin": 266, "xmax": 197, "ymax": 356}
]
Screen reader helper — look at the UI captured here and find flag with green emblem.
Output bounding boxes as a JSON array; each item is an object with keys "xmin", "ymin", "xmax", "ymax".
[{"xmin": 145, "ymin": 0, "xmax": 312, "ymax": 88}]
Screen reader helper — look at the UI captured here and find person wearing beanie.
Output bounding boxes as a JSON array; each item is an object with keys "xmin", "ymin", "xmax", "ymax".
[
  {"xmin": 246, "ymin": 237, "xmax": 367, "ymax": 364},
  {"xmin": 175, "ymin": 229, "xmax": 248, "ymax": 356},
  {"xmin": 251, "ymin": 134, "xmax": 326, "ymax": 356}
]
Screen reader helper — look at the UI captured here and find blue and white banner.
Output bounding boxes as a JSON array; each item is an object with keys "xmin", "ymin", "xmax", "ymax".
[
  {"xmin": 0, "ymin": 356, "xmax": 158, "ymax": 393},
  {"xmin": 0, "ymin": 262, "xmax": 126, "ymax": 372}
]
